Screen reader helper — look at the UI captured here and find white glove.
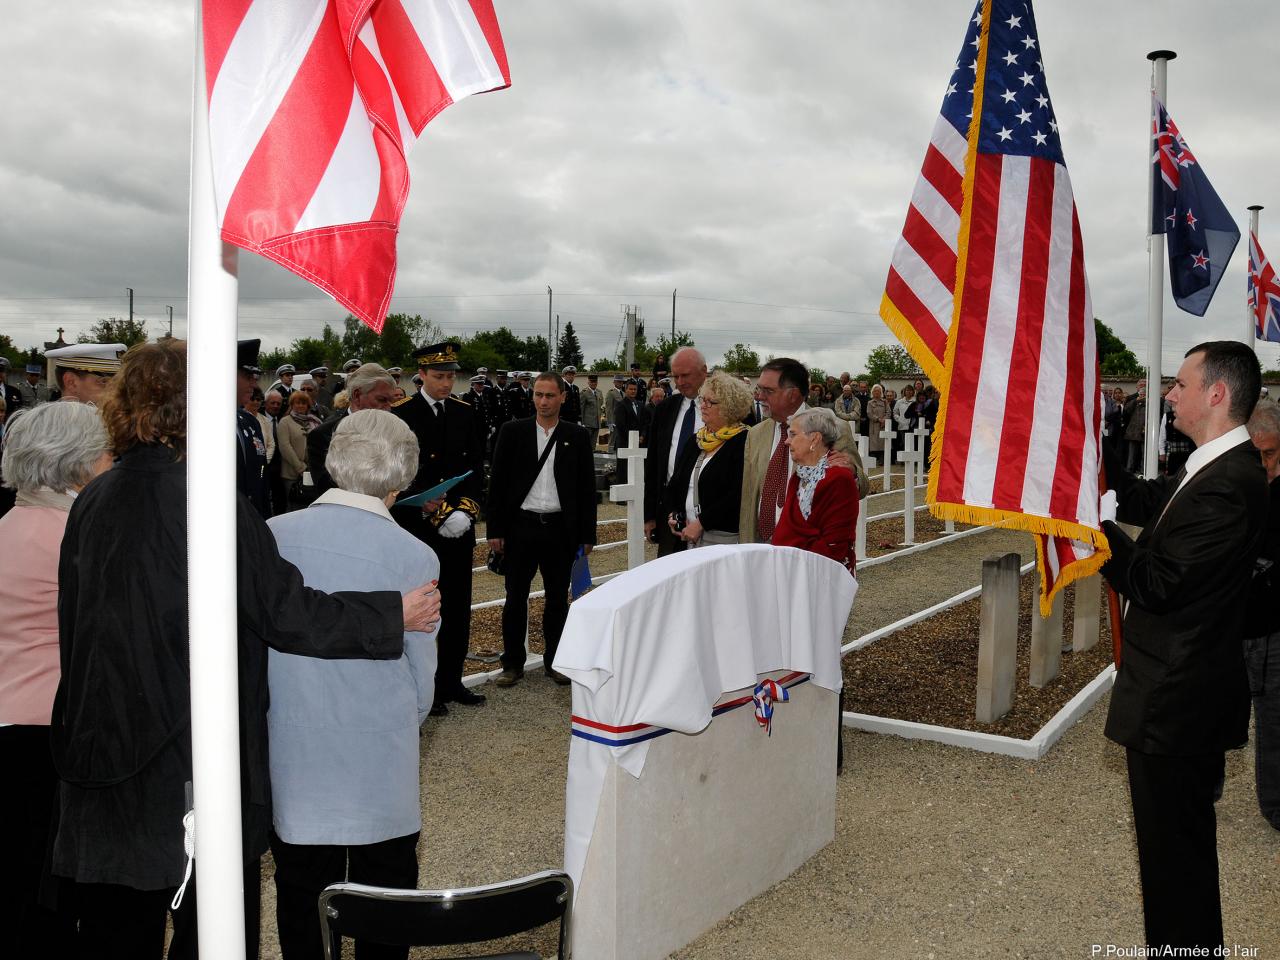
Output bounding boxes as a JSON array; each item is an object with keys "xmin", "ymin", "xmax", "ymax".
[
  {"xmin": 1099, "ymin": 490, "xmax": 1117, "ymax": 525},
  {"xmin": 438, "ymin": 510, "xmax": 472, "ymax": 539}
]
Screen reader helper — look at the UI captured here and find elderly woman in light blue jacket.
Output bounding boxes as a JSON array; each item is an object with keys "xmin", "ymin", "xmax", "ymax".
[{"xmin": 266, "ymin": 409, "xmax": 438, "ymax": 960}]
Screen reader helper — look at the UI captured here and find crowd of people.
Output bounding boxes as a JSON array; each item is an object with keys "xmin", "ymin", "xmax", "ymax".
[{"xmin": 0, "ymin": 335, "xmax": 1277, "ymax": 956}]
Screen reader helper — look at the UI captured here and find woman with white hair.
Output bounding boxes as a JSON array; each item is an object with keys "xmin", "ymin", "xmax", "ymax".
[
  {"xmin": 772, "ymin": 405, "xmax": 859, "ymax": 574},
  {"xmin": 266, "ymin": 409, "xmax": 440, "ymax": 960},
  {"xmin": 0, "ymin": 402, "xmax": 112, "ymax": 949}
]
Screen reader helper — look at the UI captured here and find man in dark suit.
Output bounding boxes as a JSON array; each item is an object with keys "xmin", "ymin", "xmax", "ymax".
[
  {"xmin": 307, "ymin": 363, "xmax": 398, "ymax": 497},
  {"xmin": 1100, "ymin": 340, "xmax": 1268, "ymax": 950},
  {"xmin": 486, "ymin": 372, "xmax": 596, "ymax": 686},
  {"xmin": 613, "ymin": 379, "xmax": 645, "ymax": 483},
  {"xmin": 392, "ymin": 342, "xmax": 488, "ymax": 715},
  {"xmin": 642, "ymin": 347, "xmax": 708, "ymax": 556}
]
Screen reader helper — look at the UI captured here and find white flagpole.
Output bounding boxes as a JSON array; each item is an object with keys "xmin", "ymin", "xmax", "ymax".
[
  {"xmin": 1144, "ymin": 50, "xmax": 1176, "ymax": 479},
  {"xmin": 187, "ymin": 4, "xmax": 247, "ymax": 955},
  {"xmin": 1248, "ymin": 205, "xmax": 1263, "ymax": 346}
]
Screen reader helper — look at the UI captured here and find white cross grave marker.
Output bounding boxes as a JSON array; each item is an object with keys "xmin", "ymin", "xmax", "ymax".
[
  {"xmin": 878, "ymin": 420, "xmax": 896, "ymax": 492},
  {"xmin": 897, "ymin": 431, "xmax": 921, "ymax": 546},
  {"xmin": 610, "ymin": 430, "xmax": 648, "ymax": 570}
]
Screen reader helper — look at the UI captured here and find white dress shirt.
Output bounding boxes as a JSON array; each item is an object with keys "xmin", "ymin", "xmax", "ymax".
[
  {"xmin": 666, "ymin": 395, "xmax": 704, "ymax": 482},
  {"xmin": 1170, "ymin": 423, "xmax": 1249, "ymax": 500},
  {"xmin": 418, "ymin": 386, "xmax": 445, "ymax": 417},
  {"xmin": 521, "ymin": 420, "xmax": 561, "ymax": 513}
]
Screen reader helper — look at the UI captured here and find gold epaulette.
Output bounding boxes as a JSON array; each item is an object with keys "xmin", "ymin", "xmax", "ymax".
[
  {"xmin": 457, "ymin": 496, "xmax": 481, "ymax": 518},
  {"xmin": 448, "ymin": 395, "xmax": 469, "ymax": 405},
  {"xmin": 391, "ymin": 395, "xmax": 412, "ymax": 408}
]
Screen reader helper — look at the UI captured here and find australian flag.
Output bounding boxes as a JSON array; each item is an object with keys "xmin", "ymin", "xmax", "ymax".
[{"xmin": 1151, "ymin": 97, "xmax": 1239, "ymax": 316}]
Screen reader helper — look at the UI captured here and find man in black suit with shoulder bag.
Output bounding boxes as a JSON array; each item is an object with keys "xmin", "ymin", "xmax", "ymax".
[
  {"xmin": 1099, "ymin": 340, "xmax": 1269, "ymax": 951},
  {"xmin": 487, "ymin": 371, "xmax": 597, "ymax": 687}
]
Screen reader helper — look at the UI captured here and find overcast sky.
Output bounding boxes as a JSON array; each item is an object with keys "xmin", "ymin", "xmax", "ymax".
[{"xmin": 2, "ymin": 0, "xmax": 1277, "ymax": 377}]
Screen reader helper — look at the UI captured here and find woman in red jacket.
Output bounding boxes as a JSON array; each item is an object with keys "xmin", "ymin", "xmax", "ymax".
[{"xmin": 771, "ymin": 406, "xmax": 859, "ymax": 574}]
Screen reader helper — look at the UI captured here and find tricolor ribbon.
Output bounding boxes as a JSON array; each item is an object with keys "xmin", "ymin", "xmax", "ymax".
[{"xmin": 752, "ymin": 679, "xmax": 790, "ymax": 736}]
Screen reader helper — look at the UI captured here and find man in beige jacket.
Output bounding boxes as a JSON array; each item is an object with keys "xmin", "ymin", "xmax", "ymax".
[{"xmin": 740, "ymin": 357, "xmax": 869, "ymax": 544}]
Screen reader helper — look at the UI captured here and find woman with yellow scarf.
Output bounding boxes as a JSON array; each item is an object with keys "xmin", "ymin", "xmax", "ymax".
[{"xmin": 664, "ymin": 371, "xmax": 753, "ymax": 548}]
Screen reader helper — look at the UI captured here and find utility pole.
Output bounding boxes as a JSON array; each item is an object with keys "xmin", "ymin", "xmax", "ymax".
[
  {"xmin": 127, "ymin": 286, "xmax": 134, "ymax": 324},
  {"xmin": 547, "ymin": 285, "xmax": 553, "ymax": 370},
  {"xmin": 671, "ymin": 289, "xmax": 677, "ymax": 340},
  {"xmin": 555, "ymin": 313, "xmax": 560, "ymax": 365},
  {"xmin": 167, "ymin": 305, "xmax": 174, "ymax": 339}
]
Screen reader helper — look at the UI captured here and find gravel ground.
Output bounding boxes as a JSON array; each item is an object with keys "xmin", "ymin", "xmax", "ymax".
[{"xmin": 252, "ymin": 524, "xmax": 1280, "ymax": 959}]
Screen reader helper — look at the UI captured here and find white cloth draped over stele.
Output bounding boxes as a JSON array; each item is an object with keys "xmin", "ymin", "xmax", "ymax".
[{"xmin": 553, "ymin": 543, "xmax": 857, "ymax": 891}]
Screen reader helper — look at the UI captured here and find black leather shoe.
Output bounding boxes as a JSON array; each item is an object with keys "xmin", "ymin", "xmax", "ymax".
[
  {"xmin": 449, "ymin": 687, "xmax": 487, "ymax": 706},
  {"xmin": 428, "ymin": 701, "xmax": 448, "ymax": 717},
  {"xmin": 545, "ymin": 668, "xmax": 572, "ymax": 686}
]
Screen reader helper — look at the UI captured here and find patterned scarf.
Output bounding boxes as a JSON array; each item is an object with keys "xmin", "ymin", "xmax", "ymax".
[
  {"xmin": 795, "ymin": 459, "xmax": 829, "ymax": 520},
  {"xmin": 696, "ymin": 423, "xmax": 747, "ymax": 452}
]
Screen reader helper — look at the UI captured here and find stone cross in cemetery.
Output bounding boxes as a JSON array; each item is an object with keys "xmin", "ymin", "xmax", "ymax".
[
  {"xmin": 609, "ymin": 430, "xmax": 648, "ymax": 570},
  {"xmin": 897, "ymin": 431, "xmax": 922, "ymax": 546},
  {"xmin": 1029, "ymin": 589, "xmax": 1064, "ymax": 688},
  {"xmin": 878, "ymin": 420, "xmax": 896, "ymax": 492},
  {"xmin": 1071, "ymin": 575, "xmax": 1102, "ymax": 653},
  {"xmin": 976, "ymin": 552, "xmax": 1020, "ymax": 723}
]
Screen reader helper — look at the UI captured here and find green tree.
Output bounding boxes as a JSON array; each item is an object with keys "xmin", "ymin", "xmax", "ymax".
[
  {"xmin": 654, "ymin": 330, "xmax": 695, "ymax": 360},
  {"xmin": 721, "ymin": 343, "xmax": 760, "ymax": 373},
  {"xmin": 519, "ymin": 335, "xmax": 551, "ymax": 372},
  {"xmin": 1095, "ymin": 318, "xmax": 1142, "ymax": 377},
  {"xmin": 863, "ymin": 343, "xmax": 921, "ymax": 385},
  {"xmin": 588, "ymin": 356, "xmax": 617, "ymax": 373},
  {"xmin": 457, "ymin": 340, "xmax": 507, "ymax": 373},
  {"xmin": 465, "ymin": 327, "xmax": 525, "ymax": 368},
  {"xmin": 259, "ymin": 347, "xmax": 289, "ymax": 373},
  {"xmin": 0, "ymin": 335, "xmax": 32, "ymax": 370},
  {"xmin": 808, "ymin": 366, "xmax": 828, "ymax": 385},
  {"xmin": 80, "ymin": 316, "xmax": 149, "ymax": 347},
  {"xmin": 555, "ymin": 321, "xmax": 585, "ymax": 369}
]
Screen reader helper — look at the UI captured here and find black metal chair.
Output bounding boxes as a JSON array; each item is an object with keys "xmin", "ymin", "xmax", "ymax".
[{"xmin": 317, "ymin": 870, "xmax": 573, "ymax": 960}]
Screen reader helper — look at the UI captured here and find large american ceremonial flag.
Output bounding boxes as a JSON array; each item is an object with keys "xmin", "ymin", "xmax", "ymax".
[
  {"xmin": 1248, "ymin": 231, "xmax": 1280, "ymax": 343},
  {"xmin": 202, "ymin": 0, "xmax": 510, "ymax": 332},
  {"xmin": 1150, "ymin": 99, "xmax": 1239, "ymax": 318},
  {"xmin": 880, "ymin": 0, "xmax": 1108, "ymax": 612}
]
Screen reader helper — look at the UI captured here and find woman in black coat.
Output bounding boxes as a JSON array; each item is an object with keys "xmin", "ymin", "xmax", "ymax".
[
  {"xmin": 48, "ymin": 340, "xmax": 441, "ymax": 960},
  {"xmin": 664, "ymin": 372, "xmax": 752, "ymax": 547}
]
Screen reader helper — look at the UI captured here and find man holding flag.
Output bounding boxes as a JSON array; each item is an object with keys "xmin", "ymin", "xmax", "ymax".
[{"xmin": 1100, "ymin": 341, "xmax": 1267, "ymax": 949}]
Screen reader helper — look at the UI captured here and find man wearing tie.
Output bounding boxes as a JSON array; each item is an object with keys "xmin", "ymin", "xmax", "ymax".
[
  {"xmin": 560, "ymin": 365, "xmax": 582, "ymax": 423},
  {"xmin": 392, "ymin": 341, "xmax": 487, "ymax": 716},
  {"xmin": 1100, "ymin": 341, "xmax": 1268, "ymax": 950},
  {"xmin": 613, "ymin": 379, "xmax": 645, "ymax": 483},
  {"xmin": 486, "ymin": 372, "xmax": 597, "ymax": 687},
  {"xmin": 643, "ymin": 347, "xmax": 708, "ymax": 556},
  {"xmin": 739, "ymin": 358, "xmax": 869, "ymax": 545}
]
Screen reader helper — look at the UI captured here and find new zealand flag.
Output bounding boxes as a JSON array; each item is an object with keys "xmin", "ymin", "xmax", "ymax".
[{"xmin": 1151, "ymin": 97, "xmax": 1239, "ymax": 316}]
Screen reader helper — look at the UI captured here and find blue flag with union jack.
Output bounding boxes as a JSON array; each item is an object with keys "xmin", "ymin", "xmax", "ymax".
[
  {"xmin": 1249, "ymin": 231, "xmax": 1280, "ymax": 343},
  {"xmin": 1150, "ymin": 98, "xmax": 1239, "ymax": 316}
]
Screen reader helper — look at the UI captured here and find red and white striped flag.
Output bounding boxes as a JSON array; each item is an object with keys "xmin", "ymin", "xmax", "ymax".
[
  {"xmin": 879, "ymin": 0, "xmax": 1108, "ymax": 613},
  {"xmin": 202, "ymin": 0, "xmax": 510, "ymax": 332}
]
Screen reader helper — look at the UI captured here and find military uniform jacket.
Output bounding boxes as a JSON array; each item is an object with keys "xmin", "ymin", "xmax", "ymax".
[
  {"xmin": 2, "ymin": 381, "xmax": 23, "ymax": 414},
  {"xmin": 392, "ymin": 391, "xmax": 486, "ymax": 525},
  {"xmin": 562, "ymin": 382, "xmax": 582, "ymax": 423},
  {"xmin": 237, "ymin": 409, "xmax": 272, "ymax": 519},
  {"xmin": 1101, "ymin": 438, "xmax": 1268, "ymax": 755},
  {"xmin": 504, "ymin": 384, "xmax": 534, "ymax": 421},
  {"xmin": 581, "ymin": 387, "xmax": 602, "ymax": 432}
]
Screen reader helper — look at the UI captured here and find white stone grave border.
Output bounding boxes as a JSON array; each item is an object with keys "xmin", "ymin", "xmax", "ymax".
[{"xmin": 839, "ymin": 559, "xmax": 1116, "ymax": 759}]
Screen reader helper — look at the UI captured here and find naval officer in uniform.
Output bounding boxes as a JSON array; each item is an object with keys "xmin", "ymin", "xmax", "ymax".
[{"xmin": 392, "ymin": 341, "xmax": 487, "ymax": 715}]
